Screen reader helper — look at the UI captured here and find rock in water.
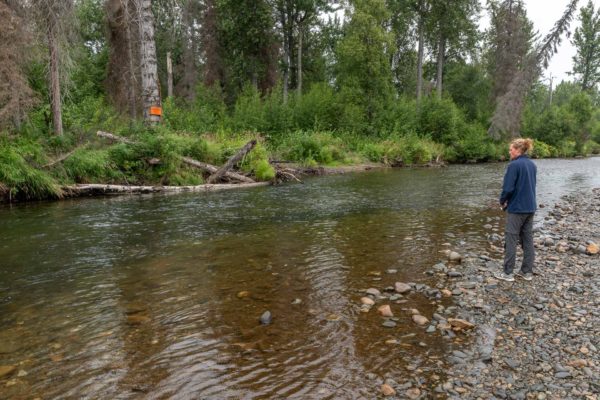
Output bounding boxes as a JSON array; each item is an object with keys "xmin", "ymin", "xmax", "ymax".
[
  {"xmin": 237, "ymin": 291, "xmax": 251, "ymax": 299},
  {"xmin": 394, "ymin": 282, "xmax": 412, "ymax": 294},
  {"xmin": 260, "ymin": 311, "xmax": 272, "ymax": 325},
  {"xmin": 448, "ymin": 251, "xmax": 462, "ymax": 262},
  {"xmin": 381, "ymin": 384, "xmax": 396, "ymax": 396},
  {"xmin": 377, "ymin": 305, "xmax": 394, "ymax": 317},
  {"xmin": 366, "ymin": 288, "xmax": 381, "ymax": 297},
  {"xmin": 361, "ymin": 297, "xmax": 375, "ymax": 306},
  {"xmin": 412, "ymin": 314, "xmax": 429, "ymax": 326}
]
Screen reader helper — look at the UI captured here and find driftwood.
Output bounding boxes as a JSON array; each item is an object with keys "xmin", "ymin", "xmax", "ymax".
[
  {"xmin": 65, "ymin": 182, "xmax": 270, "ymax": 196},
  {"xmin": 273, "ymin": 165, "xmax": 303, "ymax": 184},
  {"xmin": 207, "ymin": 139, "xmax": 257, "ymax": 184},
  {"xmin": 96, "ymin": 131, "xmax": 255, "ymax": 183},
  {"xmin": 181, "ymin": 157, "xmax": 254, "ymax": 183}
]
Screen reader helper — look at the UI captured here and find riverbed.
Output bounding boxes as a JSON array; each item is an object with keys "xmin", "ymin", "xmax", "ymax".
[{"xmin": 0, "ymin": 157, "xmax": 599, "ymax": 399}]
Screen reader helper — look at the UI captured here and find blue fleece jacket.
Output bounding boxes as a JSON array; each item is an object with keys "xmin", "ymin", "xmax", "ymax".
[{"xmin": 500, "ymin": 155, "xmax": 537, "ymax": 213}]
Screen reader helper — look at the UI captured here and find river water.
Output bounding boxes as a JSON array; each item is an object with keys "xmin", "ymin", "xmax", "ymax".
[{"xmin": 0, "ymin": 157, "xmax": 599, "ymax": 399}]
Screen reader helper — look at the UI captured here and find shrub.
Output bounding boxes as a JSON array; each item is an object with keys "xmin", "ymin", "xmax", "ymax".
[
  {"xmin": 451, "ymin": 124, "xmax": 496, "ymax": 162},
  {"xmin": 293, "ymin": 83, "xmax": 340, "ymax": 131},
  {"xmin": 417, "ymin": 97, "xmax": 464, "ymax": 145},
  {"xmin": 231, "ymin": 85, "xmax": 266, "ymax": 132},
  {"xmin": 63, "ymin": 148, "xmax": 118, "ymax": 183},
  {"xmin": 583, "ymin": 140, "xmax": 600, "ymax": 155},
  {"xmin": 0, "ymin": 139, "xmax": 62, "ymax": 200},
  {"xmin": 530, "ymin": 140, "xmax": 553, "ymax": 159}
]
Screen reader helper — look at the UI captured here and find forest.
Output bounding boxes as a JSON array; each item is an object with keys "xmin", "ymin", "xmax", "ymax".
[{"xmin": 1, "ymin": 0, "xmax": 599, "ymax": 200}]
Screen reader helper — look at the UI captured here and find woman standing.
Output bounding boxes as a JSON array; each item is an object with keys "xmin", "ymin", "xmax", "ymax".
[{"xmin": 495, "ymin": 138, "xmax": 537, "ymax": 282}]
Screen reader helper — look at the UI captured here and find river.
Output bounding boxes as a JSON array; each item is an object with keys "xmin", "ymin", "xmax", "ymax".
[{"xmin": 0, "ymin": 157, "xmax": 599, "ymax": 399}]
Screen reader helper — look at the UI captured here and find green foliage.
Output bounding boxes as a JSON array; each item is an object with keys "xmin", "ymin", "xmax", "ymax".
[
  {"xmin": 0, "ymin": 137, "xmax": 62, "ymax": 199},
  {"xmin": 293, "ymin": 83, "xmax": 340, "ymax": 131},
  {"xmin": 253, "ymin": 159, "xmax": 276, "ymax": 180},
  {"xmin": 231, "ymin": 85, "xmax": 266, "ymax": 132},
  {"xmin": 571, "ymin": 0, "xmax": 600, "ymax": 91},
  {"xmin": 336, "ymin": 0, "xmax": 394, "ymax": 133},
  {"xmin": 163, "ymin": 86, "xmax": 227, "ymax": 133},
  {"xmin": 530, "ymin": 140, "xmax": 554, "ymax": 158},
  {"xmin": 417, "ymin": 97, "xmax": 464, "ymax": 145},
  {"xmin": 279, "ymin": 131, "xmax": 349, "ymax": 165},
  {"xmin": 63, "ymin": 148, "xmax": 118, "ymax": 183},
  {"xmin": 583, "ymin": 139, "xmax": 600, "ymax": 154},
  {"xmin": 451, "ymin": 124, "xmax": 498, "ymax": 162}
]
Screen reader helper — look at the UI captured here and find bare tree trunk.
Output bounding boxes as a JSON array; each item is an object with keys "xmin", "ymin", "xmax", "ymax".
[
  {"xmin": 136, "ymin": 0, "xmax": 161, "ymax": 124},
  {"xmin": 202, "ymin": 0, "xmax": 222, "ymax": 88},
  {"xmin": 436, "ymin": 35, "xmax": 445, "ymax": 99},
  {"xmin": 177, "ymin": 0, "xmax": 197, "ymax": 100},
  {"xmin": 47, "ymin": 11, "xmax": 63, "ymax": 135},
  {"xmin": 416, "ymin": 10, "xmax": 424, "ymax": 105},
  {"xmin": 123, "ymin": 0, "xmax": 138, "ymax": 119},
  {"xmin": 297, "ymin": 24, "xmax": 303, "ymax": 97},
  {"xmin": 280, "ymin": 7, "xmax": 290, "ymax": 104},
  {"xmin": 106, "ymin": 0, "xmax": 138, "ymax": 118},
  {"xmin": 167, "ymin": 51, "xmax": 173, "ymax": 97}
]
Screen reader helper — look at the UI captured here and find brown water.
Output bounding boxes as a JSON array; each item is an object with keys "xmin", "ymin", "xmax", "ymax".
[{"xmin": 1, "ymin": 158, "xmax": 599, "ymax": 399}]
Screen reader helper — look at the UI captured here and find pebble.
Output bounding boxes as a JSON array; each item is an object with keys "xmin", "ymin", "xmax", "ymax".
[
  {"xmin": 381, "ymin": 384, "xmax": 395, "ymax": 396},
  {"xmin": 382, "ymin": 320, "xmax": 397, "ymax": 328},
  {"xmin": 366, "ymin": 288, "xmax": 381, "ymax": 297},
  {"xmin": 394, "ymin": 282, "xmax": 412, "ymax": 294},
  {"xmin": 259, "ymin": 311, "xmax": 272, "ymax": 325},
  {"xmin": 360, "ymin": 297, "xmax": 375, "ymax": 306},
  {"xmin": 377, "ymin": 305, "xmax": 393, "ymax": 317},
  {"xmin": 412, "ymin": 314, "xmax": 429, "ymax": 326}
]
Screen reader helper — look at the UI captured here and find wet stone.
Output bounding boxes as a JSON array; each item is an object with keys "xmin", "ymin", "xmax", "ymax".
[
  {"xmin": 259, "ymin": 311, "xmax": 272, "ymax": 325},
  {"xmin": 382, "ymin": 320, "xmax": 397, "ymax": 328},
  {"xmin": 554, "ymin": 372, "xmax": 571, "ymax": 379}
]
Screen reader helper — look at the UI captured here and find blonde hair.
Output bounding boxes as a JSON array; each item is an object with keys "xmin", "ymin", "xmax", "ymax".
[{"xmin": 510, "ymin": 138, "xmax": 534, "ymax": 154}]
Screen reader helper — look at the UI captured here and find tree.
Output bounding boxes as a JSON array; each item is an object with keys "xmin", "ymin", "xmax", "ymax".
[
  {"xmin": 571, "ymin": 0, "xmax": 600, "ymax": 91},
  {"xmin": 214, "ymin": 0, "xmax": 278, "ymax": 103},
  {"xmin": 0, "ymin": 1, "xmax": 38, "ymax": 129},
  {"xmin": 32, "ymin": 0, "xmax": 75, "ymax": 135},
  {"xmin": 336, "ymin": 0, "xmax": 394, "ymax": 131},
  {"xmin": 136, "ymin": 0, "xmax": 161, "ymax": 124},
  {"xmin": 488, "ymin": 0, "xmax": 580, "ymax": 139},
  {"xmin": 106, "ymin": 0, "xmax": 139, "ymax": 118},
  {"xmin": 428, "ymin": 0, "xmax": 480, "ymax": 99},
  {"xmin": 271, "ymin": 0, "xmax": 337, "ymax": 102}
]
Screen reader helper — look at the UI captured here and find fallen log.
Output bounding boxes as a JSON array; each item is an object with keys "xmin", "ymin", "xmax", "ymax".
[
  {"xmin": 96, "ymin": 131, "xmax": 255, "ymax": 183},
  {"xmin": 65, "ymin": 182, "xmax": 270, "ymax": 196},
  {"xmin": 97, "ymin": 130, "xmax": 136, "ymax": 144},
  {"xmin": 181, "ymin": 157, "xmax": 254, "ymax": 183},
  {"xmin": 207, "ymin": 139, "xmax": 257, "ymax": 184},
  {"xmin": 42, "ymin": 147, "xmax": 80, "ymax": 169}
]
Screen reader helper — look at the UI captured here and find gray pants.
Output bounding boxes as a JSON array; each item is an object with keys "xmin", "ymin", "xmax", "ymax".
[{"xmin": 503, "ymin": 212, "xmax": 535, "ymax": 275}]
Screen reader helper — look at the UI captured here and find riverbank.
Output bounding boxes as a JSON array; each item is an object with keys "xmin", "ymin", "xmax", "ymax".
[
  {"xmin": 2, "ymin": 126, "xmax": 598, "ymax": 203},
  {"xmin": 431, "ymin": 188, "xmax": 600, "ymax": 399}
]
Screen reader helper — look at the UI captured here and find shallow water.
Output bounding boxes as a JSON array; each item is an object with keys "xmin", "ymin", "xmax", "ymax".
[{"xmin": 0, "ymin": 157, "xmax": 598, "ymax": 399}]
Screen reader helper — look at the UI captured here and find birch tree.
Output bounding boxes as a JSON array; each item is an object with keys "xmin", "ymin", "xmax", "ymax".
[{"xmin": 135, "ymin": 0, "xmax": 161, "ymax": 124}]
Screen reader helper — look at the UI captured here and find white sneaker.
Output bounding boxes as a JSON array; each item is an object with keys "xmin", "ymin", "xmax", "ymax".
[
  {"xmin": 494, "ymin": 272, "xmax": 515, "ymax": 282},
  {"xmin": 516, "ymin": 271, "xmax": 533, "ymax": 281}
]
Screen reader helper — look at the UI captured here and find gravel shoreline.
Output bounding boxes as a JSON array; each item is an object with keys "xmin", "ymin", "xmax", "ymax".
[{"xmin": 437, "ymin": 188, "xmax": 600, "ymax": 399}]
